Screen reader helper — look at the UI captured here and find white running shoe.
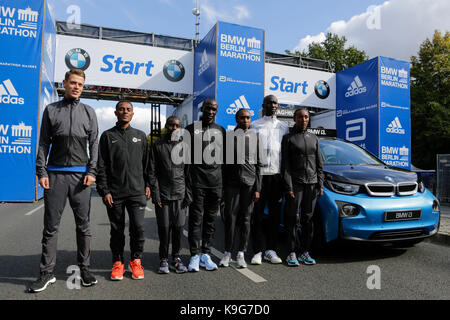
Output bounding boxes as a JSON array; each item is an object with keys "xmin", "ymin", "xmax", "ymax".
[
  {"xmin": 236, "ymin": 251, "xmax": 247, "ymax": 268},
  {"xmin": 219, "ymin": 252, "xmax": 232, "ymax": 267},
  {"xmin": 199, "ymin": 253, "xmax": 218, "ymax": 271},
  {"xmin": 264, "ymin": 250, "xmax": 282, "ymax": 264},
  {"xmin": 251, "ymin": 252, "xmax": 262, "ymax": 265}
]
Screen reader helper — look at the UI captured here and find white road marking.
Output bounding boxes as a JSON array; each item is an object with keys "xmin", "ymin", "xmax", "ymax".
[{"xmin": 25, "ymin": 204, "xmax": 44, "ymax": 216}]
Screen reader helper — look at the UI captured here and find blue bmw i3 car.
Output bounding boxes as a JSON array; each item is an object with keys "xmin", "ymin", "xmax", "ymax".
[{"xmin": 315, "ymin": 137, "xmax": 440, "ymax": 246}]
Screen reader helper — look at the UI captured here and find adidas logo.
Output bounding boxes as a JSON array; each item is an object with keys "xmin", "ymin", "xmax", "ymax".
[
  {"xmin": 386, "ymin": 117, "xmax": 405, "ymax": 134},
  {"xmin": 226, "ymin": 95, "xmax": 254, "ymax": 116},
  {"xmin": 345, "ymin": 75, "xmax": 367, "ymax": 98},
  {"xmin": 198, "ymin": 49, "xmax": 210, "ymax": 76},
  {"xmin": 0, "ymin": 79, "xmax": 24, "ymax": 105}
]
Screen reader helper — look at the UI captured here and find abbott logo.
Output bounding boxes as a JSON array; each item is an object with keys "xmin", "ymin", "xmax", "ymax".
[
  {"xmin": 0, "ymin": 79, "xmax": 24, "ymax": 105},
  {"xmin": 226, "ymin": 95, "xmax": 255, "ymax": 116},
  {"xmin": 346, "ymin": 118, "xmax": 366, "ymax": 142},
  {"xmin": 386, "ymin": 117, "xmax": 405, "ymax": 134},
  {"xmin": 345, "ymin": 76, "xmax": 367, "ymax": 98}
]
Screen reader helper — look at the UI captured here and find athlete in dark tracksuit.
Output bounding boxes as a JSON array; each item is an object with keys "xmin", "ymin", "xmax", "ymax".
[
  {"xmin": 31, "ymin": 69, "xmax": 98, "ymax": 293},
  {"xmin": 185, "ymin": 98, "xmax": 226, "ymax": 272},
  {"xmin": 148, "ymin": 116, "xmax": 192, "ymax": 274},
  {"xmin": 281, "ymin": 108, "xmax": 324, "ymax": 265},
  {"xmin": 96, "ymin": 101, "xmax": 150, "ymax": 280},
  {"xmin": 220, "ymin": 109, "xmax": 262, "ymax": 268}
]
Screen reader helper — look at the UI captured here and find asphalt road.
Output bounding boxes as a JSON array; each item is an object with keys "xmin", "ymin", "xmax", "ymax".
[{"xmin": 0, "ymin": 190, "xmax": 449, "ymax": 302}]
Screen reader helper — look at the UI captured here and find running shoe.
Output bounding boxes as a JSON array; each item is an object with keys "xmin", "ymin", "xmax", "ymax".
[
  {"xmin": 111, "ymin": 261, "xmax": 125, "ymax": 280},
  {"xmin": 298, "ymin": 252, "xmax": 316, "ymax": 265},
  {"xmin": 236, "ymin": 251, "xmax": 247, "ymax": 268},
  {"xmin": 28, "ymin": 272, "xmax": 56, "ymax": 293},
  {"xmin": 286, "ymin": 252, "xmax": 299, "ymax": 267},
  {"xmin": 251, "ymin": 252, "xmax": 262, "ymax": 265},
  {"xmin": 158, "ymin": 259, "xmax": 170, "ymax": 274},
  {"xmin": 170, "ymin": 257, "xmax": 187, "ymax": 274},
  {"xmin": 80, "ymin": 267, "xmax": 98, "ymax": 286},
  {"xmin": 264, "ymin": 250, "xmax": 282, "ymax": 264},
  {"xmin": 219, "ymin": 252, "xmax": 232, "ymax": 267},
  {"xmin": 129, "ymin": 259, "xmax": 145, "ymax": 279},
  {"xmin": 188, "ymin": 254, "xmax": 200, "ymax": 272},
  {"xmin": 200, "ymin": 253, "xmax": 218, "ymax": 271}
]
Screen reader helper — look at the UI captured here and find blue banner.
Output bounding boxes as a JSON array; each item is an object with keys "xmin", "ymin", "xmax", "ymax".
[
  {"xmin": 336, "ymin": 57, "xmax": 379, "ymax": 155},
  {"xmin": 36, "ymin": 2, "xmax": 56, "ymax": 199},
  {"xmin": 193, "ymin": 24, "xmax": 217, "ymax": 121},
  {"xmin": 0, "ymin": 0, "xmax": 53, "ymax": 201},
  {"xmin": 379, "ymin": 56, "xmax": 411, "ymax": 169},
  {"xmin": 215, "ymin": 22, "xmax": 265, "ymax": 131}
]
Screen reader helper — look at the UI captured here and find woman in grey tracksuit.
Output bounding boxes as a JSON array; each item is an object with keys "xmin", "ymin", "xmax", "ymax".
[{"xmin": 281, "ymin": 108, "xmax": 324, "ymax": 266}]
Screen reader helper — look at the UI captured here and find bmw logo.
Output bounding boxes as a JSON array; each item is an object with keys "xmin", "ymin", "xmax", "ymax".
[
  {"xmin": 314, "ymin": 80, "xmax": 330, "ymax": 99},
  {"xmin": 163, "ymin": 60, "xmax": 185, "ymax": 82},
  {"xmin": 65, "ymin": 48, "xmax": 91, "ymax": 71}
]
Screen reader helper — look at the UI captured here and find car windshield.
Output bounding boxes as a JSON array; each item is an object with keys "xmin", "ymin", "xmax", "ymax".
[{"xmin": 319, "ymin": 139, "xmax": 384, "ymax": 165}]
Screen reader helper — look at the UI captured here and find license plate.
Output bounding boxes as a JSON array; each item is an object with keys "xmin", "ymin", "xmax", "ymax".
[{"xmin": 384, "ymin": 209, "xmax": 421, "ymax": 222}]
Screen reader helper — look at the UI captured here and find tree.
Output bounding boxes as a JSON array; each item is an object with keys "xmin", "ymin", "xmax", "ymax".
[
  {"xmin": 286, "ymin": 33, "xmax": 368, "ymax": 72},
  {"xmin": 410, "ymin": 30, "xmax": 450, "ymax": 169}
]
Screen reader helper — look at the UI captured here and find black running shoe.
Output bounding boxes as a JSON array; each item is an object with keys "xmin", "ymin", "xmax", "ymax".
[
  {"xmin": 80, "ymin": 267, "xmax": 98, "ymax": 287},
  {"xmin": 28, "ymin": 272, "xmax": 56, "ymax": 293},
  {"xmin": 170, "ymin": 257, "xmax": 187, "ymax": 274}
]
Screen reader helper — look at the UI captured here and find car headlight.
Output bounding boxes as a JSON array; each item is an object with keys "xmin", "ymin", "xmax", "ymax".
[
  {"xmin": 336, "ymin": 201, "xmax": 360, "ymax": 217},
  {"xmin": 326, "ymin": 180, "xmax": 360, "ymax": 195}
]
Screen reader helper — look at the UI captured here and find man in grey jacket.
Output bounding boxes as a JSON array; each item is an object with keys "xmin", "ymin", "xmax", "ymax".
[{"xmin": 29, "ymin": 69, "xmax": 98, "ymax": 293}]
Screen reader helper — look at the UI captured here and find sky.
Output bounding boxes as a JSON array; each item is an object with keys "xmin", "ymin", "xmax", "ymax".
[{"xmin": 46, "ymin": 0, "xmax": 450, "ymax": 135}]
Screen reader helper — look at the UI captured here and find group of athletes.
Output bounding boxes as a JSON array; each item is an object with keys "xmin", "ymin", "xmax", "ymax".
[{"xmin": 28, "ymin": 68, "xmax": 324, "ymax": 293}]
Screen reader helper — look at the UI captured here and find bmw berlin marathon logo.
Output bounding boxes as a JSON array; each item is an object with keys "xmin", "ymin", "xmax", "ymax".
[
  {"xmin": 65, "ymin": 48, "xmax": 91, "ymax": 71},
  {"xmin": 314, "ymin": 80, "xmax": 330, "ymax": 99},
  {"xmin": 163, "ymin": 60, "xmax": 185, "ymax": 82}
]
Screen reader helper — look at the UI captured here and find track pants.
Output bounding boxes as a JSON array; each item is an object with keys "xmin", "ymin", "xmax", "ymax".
[
  {"xmin": 40, "ymin": 172, "xmax": 92, "ymax": 273},
  {"xmin": 188, "ymin": 187, "xmax": 222, "ymax": 256},
  {"xmin": 251, "ymin": 174, "xmax": 283, "ymax": 254},
  {"xmin": 285, "ymin": 183, "xmax": 317, "ymax": 253},
  {"xmin": 106, "ymin": 195, "xmax": 146, "ymax": 263},
  {"xmin": 223, "ymin": 184, "xmax": 253, "ymax": 253},
  {"xmin": 155, "ymin": 199, "xmax": 186, "ymax": 260}
]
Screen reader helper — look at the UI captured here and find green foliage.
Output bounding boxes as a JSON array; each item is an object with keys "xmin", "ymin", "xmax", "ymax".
[
  {"xmin": 286, "ymin": 32, "xmax": 368, "ymax": 72},
  {"xmin": 410, "ymin": 30, "xmax": 450, "ymax": 169}
]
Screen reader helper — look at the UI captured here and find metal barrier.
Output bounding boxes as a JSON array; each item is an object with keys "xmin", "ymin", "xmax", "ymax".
[{"xmin": 437, "ymin": 154, "xmax": 450, "ymax": 203}]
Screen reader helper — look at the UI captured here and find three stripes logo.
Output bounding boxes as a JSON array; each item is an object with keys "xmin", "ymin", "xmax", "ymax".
[
  {"xmin": 226, "ymin": 95, "xmax": 255, "ymax": 116},
  {"xmin": 345, "ymin": 75, "xmax": 367, "ymax": 98},
  {"xmin": 386, "ymin": 117, "xmax": 405, "ymax": 134},
  {"xmin": 198, "ymin": 49, "xmax": 210, "ymax": 76},
  {"xmin": 0, "ymin": 79, "xmax": 24, "ymax": 105}
]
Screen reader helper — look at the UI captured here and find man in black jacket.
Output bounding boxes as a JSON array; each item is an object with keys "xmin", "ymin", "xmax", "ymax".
[
  {"xmin": 185, "ymin": 98, "xmax": 226, "ymax": 272},
  {"xmin": 281, "ymin": 108, "xmax": 324, "ymax": 266},
  {"xmin": 96, "ymin": 101, "xmax": 150, "ymax": 280},
  {"xmin": 219, "ymin": 109, "xmax": 262, "ymax": 269},
  {"xmin": 30, "ymin": 69, "xmax": 98, "ymax": 293},
  {"xmin": 148, "ymin": 116, "xmax": 192, "ymax": 274}
]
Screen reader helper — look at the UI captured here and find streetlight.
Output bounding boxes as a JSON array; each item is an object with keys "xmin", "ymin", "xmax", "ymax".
[{"xmin": 192, "ymin": 0, "xmax": 200, "ymax": 44}]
